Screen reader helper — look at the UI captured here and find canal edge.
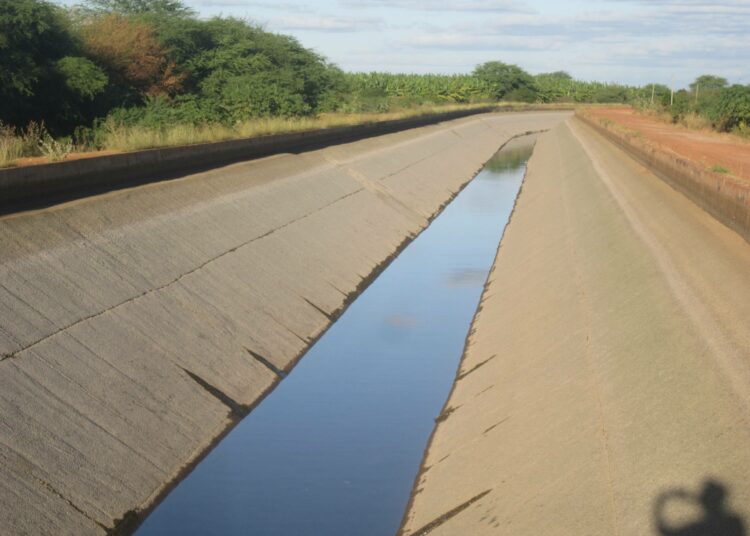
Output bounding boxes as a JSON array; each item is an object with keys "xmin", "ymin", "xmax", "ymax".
[{"xmin": 396, "ymin": 131, "xmax": 542, "ymax": 536}]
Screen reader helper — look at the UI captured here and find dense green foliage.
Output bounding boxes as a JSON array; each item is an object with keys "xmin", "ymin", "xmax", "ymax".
[
  {"xmin": 707, "ymin": 85, "xmax": 750, "ymax": 131},
  {"xmin": 0, "ymin": 0, "xmax": 346, "ymax": 135},
  {"xmin": 2, "ymin": 0, "xmax": 749, "ymax": 150},
  {"xmin": 473, "ymin": 61, "xmax": 537, "ymax": 102},
  {"xmin": 84, "ymin": 0, "xmax": 192, "ymax": 15},
  {"xmin": 639, "ymin": 74, "xmax": 750, "ymax": 135},
  {"xmin": 0, "ymin": 0, "xmax": 97, "ymax": 130},
  {"xmin": 341, "ymin": 72, "xmax": 493, "ymax": 111},
  {"xmin": 534, "ymin": 71, "xmax": 651, "ymax": 104},
  {"xmin": 689, "ymin": 75, "xmax": 728, "ymax": 93}
]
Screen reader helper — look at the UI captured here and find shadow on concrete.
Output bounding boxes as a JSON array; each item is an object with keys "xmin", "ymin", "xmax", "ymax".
[{"xmin": 654, "ymin": 479, "xmax": 746, "ymax": 536}]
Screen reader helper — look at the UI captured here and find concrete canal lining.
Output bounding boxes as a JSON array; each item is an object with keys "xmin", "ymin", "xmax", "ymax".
[
  {"xmin": 400, "ymin": 119, "xmax": 750, "ymax": 535},
  {"xmin": 0, "ymin": 111, "xmax": 569, "ymax": 535}
]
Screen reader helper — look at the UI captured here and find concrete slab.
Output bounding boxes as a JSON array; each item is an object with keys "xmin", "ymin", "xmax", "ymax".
[
  {"xmin": 0, "ymin": 111, "xmax": 570, "ymax": 534},
  {"xmin": 401, "ymin": 119, "xmax": 750, "ymax": 536}
]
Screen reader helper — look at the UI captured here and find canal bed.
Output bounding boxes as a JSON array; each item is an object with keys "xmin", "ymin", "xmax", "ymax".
[{"xmin": 137, "ymin": 135, "xmax": 536, "ymax": 536}]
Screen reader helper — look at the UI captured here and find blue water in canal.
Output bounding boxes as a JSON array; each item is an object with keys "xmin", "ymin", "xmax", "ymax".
[{"xmin": 137, "ymin": 137, "xmax": 535, "ymax": 536}]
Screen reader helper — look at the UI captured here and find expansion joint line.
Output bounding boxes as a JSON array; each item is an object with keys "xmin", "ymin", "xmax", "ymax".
[
  {"xmin": 1, "ymin": 188, "xmax": 364, "ymax": 362},
  {"xmin": 321, "ymin": 145, "xmax": 459, "ymax": 221}
]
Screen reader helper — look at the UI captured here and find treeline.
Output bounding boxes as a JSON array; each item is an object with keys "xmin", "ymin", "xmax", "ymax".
[
  {"xmin": 2, "ymin": 0, "xmax": 749, "ymax": 152},
  {"xmin": 652, "ymin": 75, "xmax": 750, "ymax": 134},
  {"xmin": 0, "ymin": 0, "xmax": 662, "ymax": 139},
  {"xmin": 341, "ymin": 67, "xmax": 650, "ymax": 111}
]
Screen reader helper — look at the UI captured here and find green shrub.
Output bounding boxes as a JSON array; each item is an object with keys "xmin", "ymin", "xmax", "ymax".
[
  {"xmin": 713, "ymin": 85, "xmax": 750, "ymax": 131},
  {"xmin": 710, "ymin": 164, "xmax": 730, "ymax": 174},
  {"xmin": 56, "ymin": 56, "xmax": 109, "ymax": 100}
]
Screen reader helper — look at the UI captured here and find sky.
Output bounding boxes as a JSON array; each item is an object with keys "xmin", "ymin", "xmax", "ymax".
[{"xmin": 55, "ymin": 0, "xmax": 750, "ymax": 88}]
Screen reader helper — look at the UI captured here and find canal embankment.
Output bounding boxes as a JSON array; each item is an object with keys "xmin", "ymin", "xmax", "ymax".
[
  {"xmin": 0, "ymin": 111, "xmax": 569, "ymax": 535},
  {"xmin": 400, "ymin": 119, "xmax": 750, "ymax": 535},
  {"xmin": 576, "ymin": 110, "xmax": 750, "ymax": 244},
  {"xmin": 0, "ymin": 106, "xmax": 550, "ymax": 214}
]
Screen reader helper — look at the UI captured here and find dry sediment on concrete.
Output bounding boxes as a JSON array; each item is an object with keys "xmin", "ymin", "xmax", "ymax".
[
  {"xmin": 401, "ymin": 119, "xmax": 750, "ymax": 535},
  {"xmin": 0, "ymin": 111, "xmax": 569, "ymax": 534}
]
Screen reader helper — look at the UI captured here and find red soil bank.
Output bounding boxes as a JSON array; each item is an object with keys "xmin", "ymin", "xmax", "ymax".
[{"xmin": 585, "ymin": 106, "xmax": 750, "ymax": 184}]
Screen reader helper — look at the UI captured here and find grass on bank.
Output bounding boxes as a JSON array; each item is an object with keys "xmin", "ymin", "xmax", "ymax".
[
  {"xmin": 634, "ymin": 102, "xmax": 750, "ymax": 139},
  {"xmin": 0, "ymin": 103, "xmax": 478, "ymax": 168},
  {"xmin": 0, "ymin": 102, "xmax": 563, "ymax": 169},
  {"xmin": 710, "ymin": 164, "xmax": 731, "ymax": 174}
]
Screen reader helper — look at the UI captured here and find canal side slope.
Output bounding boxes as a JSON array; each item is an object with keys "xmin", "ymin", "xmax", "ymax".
[
  {"xmin": 401, "ymin": 118, "xmax": 750, "ymax": 535},
  {"xmin": 0, "ymin": 111, "xmax": 569, "ymax": 535}
]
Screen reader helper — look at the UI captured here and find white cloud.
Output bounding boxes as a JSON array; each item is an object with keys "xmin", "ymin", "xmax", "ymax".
[
  {"xmin": 190, "ymin": 0, "xmax": 317, "ymax": 13},
  {"xmin": 272, "ymin": 15, "xmax": 382, "ymax": 32},
  {"xmin": 402, "ymin": 33, "xmax": 561, "ymax": 51},
  {"xmin": 340, "ymin": 0, "xmax": 534, "ymax": 13}
]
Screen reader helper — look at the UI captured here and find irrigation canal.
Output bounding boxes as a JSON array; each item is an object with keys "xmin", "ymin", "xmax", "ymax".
[{"xmin": 137, "ymin": 135, "xmax": 536, "ymax": 535}]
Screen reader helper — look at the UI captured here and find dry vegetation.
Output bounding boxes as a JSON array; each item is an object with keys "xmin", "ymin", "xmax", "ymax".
[{"xmin": 1, "ymin": 103, "xmax": 506, "ymax": 167}]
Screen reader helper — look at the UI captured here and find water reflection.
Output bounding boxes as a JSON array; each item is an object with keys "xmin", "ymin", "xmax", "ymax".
[
  {"xmin": 137, "ymin": 135, "xmax": 536, "ymax": 536},
  {"xmin": 444, "ymin": 268, "xmax": 487, "ymax": 288},
  {"xmin": 484, "ymin": 143, "xmax": 535, "ymax": 174},
  {"xmin": 384, "ymin": 314, "xmax": 420, "ymax": 328}
]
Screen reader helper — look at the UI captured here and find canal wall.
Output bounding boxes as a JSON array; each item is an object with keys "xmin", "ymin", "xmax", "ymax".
[
  {"xmin": 401, "ymin": 120, "xmax": 750, "ymax": 535},
  {"xmin": 0, "ymin": 108, "xmax": 503, "ymax": 212},
  {"xmin": 0, "ymin": 111, "xmax": 570, "ymax": 535},
  {"xmin": 575, "ymin": 111, "xmax": 750, "ymax": 244}
]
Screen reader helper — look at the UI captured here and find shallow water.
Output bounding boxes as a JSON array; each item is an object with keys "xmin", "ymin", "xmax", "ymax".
[{"xmin": 137, "ymin": 136, "xmax": 535, "ymax": 536}]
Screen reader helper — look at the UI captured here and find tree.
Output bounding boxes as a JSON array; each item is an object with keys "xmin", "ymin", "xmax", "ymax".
[
  {"xmin": 0, "ymin": 0, "xmax": 105, "ymax": 130},
  {"xmin": 644, "ymin": 83, "xmax": 672, "ymax": 107},
  {"xmin": 83, "ymin": 0, "xmax": 193, "ymax": 16},
  {"xmin": 186, "ymin": 17, "xmax": 342, "ymax": 119},
  {"xmin": 56, "ymin": 56, "xmax": 108, "ymax": 99},
  {"xmin": 0, "ymin": 0, "xmax": 73, "ymax": 119},
  {"xmin": 670, "ymin": 89, "xmax": 691, "ymax": 121},
  {"xmin": 539, "ymin": 71, "xmax": 572, "ymax": 81},
  {"xmin": 534, "ymin": 71, "xmax": 575, "ymax": 102},
  {"xmin": 689, "ymin": 74, "xmax": 728, "ymax": 93},
  {"xmin": 79, "ymin": 13, "xmax": 184, "ymax": 99},
  {"xmin": 473, "ymin": 61, "xmax": 537, "ymax": 101},
  {"xmin": 713, "ymin": 85, "xmax": 750, "ymax": 131},
  {"xmin": 689, "ymin": 75, "xmax": 730, "ymax": 120}
]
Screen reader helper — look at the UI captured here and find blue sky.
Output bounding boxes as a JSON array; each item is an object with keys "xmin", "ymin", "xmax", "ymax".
[{"xmin": 55, "ymin": 0, "xmax": 750, "ymax": 88}]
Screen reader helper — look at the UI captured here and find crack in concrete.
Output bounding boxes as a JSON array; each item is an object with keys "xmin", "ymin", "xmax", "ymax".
[
  {"xmin": 35, "ymin": 474, "xmax": 107, "ymax": 531},
  {"xmin": 324, "ymin": 139, "xmax": 460, "ymax": 222},
  {"xmin": 1, "ymin": 188, "xmax": 364, "ymax": 362}
]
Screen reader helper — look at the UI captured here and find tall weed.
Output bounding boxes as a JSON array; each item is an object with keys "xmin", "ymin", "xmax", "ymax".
[
  {"xmin": 0, "ymin": 123, "xmax": 24, "ymax": 168},
  {"xmin": 38, "ymin": 135, "xmax": 73, "ymax": 162},
  {"xmin": 680, "ymin": 112, "xmax": 712, "ymax": 130}
]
